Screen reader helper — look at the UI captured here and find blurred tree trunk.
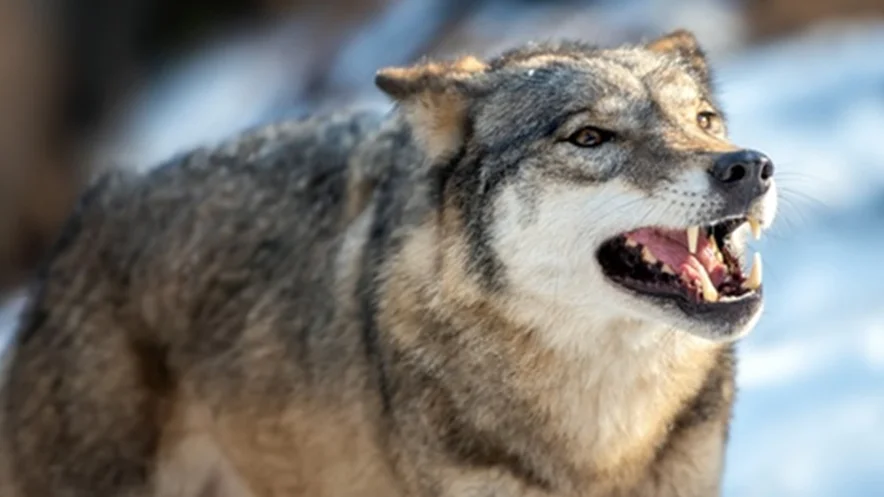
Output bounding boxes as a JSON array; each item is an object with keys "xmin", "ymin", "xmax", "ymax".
[{"xmin": 0, "ymin": 0, "xmax": 397, "ymax": 296}]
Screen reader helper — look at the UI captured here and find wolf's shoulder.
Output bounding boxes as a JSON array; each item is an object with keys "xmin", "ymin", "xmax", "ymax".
[
  {"xmin": 40, "ymin": 108, "xmax": 392, "ymax": 285},
  {"xmin": 83, "ymin": 108, "xmax": 388, "ymax": 218},
  {"xmin": 212, "ymin": 108, "xmax": 388, "ymax": 168}
]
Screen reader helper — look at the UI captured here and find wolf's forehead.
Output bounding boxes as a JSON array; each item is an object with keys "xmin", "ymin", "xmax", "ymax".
[
  {"xmin": 594, "ymin": 50, "xmax": 704, "ymax": 103},
  {"xmin": 578, "ymin": 62, "xmax": 703, "ymax": 124},
  {"xmin": 513, "ymin": 49, "xmax": 704, "ymax": 109}
]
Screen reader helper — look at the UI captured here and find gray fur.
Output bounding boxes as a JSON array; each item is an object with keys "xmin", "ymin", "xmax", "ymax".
[{"xmin": 0, "ymin": 31, "xmax": 775, "ymax": 497}]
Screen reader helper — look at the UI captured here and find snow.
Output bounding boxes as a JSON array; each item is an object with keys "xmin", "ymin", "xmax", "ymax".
[{"xmin": 2, "ymin": 13, "xmax": 883, "ymax": 497}]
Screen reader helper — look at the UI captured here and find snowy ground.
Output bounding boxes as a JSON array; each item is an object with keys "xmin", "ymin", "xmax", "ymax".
[{"xmin": 1, "ymin": 13, "xmax": 883, "ymax": 497}]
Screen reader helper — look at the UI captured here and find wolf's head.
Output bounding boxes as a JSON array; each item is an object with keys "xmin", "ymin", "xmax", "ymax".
[{"xmin": 377, "ymin": 31, "xmax": 776, "ymax": 344}]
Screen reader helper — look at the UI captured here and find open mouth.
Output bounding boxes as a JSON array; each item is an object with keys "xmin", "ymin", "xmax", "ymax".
[{"xmin": 597, "ymin": 217, "xmax": 763, "ymax": 307}]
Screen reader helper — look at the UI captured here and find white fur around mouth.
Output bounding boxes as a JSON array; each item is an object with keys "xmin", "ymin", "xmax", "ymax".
[{"xmin": 597, "ymin": 217, "xmax": 763, "ymax": 305}]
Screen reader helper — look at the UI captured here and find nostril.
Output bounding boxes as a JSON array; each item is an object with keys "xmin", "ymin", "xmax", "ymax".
[
  {"xmin": 760, "ymin": 161, "xmax": 774, "ymax": 180},
  {"xmin": 723, "ymin": 163, "xmax": 747, "ymax": 183},
  {"xmin": 712, "ymin": 150, "xmax": 772, "ymax": 186}
]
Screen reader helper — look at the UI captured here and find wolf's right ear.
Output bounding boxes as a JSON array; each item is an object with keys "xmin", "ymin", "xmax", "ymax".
[
  {"xmin": 646, "ymin": 30, "xmax": 709, "ymax": 83},
  {"xmin": 376, "ymin": 56, "xmax": 488, "ymax": 161}
]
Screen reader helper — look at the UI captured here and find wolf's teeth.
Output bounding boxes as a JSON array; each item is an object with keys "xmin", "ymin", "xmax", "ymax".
[
  {"xmin": 687, "ymin": 226, "xmax": 699, "ymax": 254},
  {"xmin": 742, "ymin": 253, "xmax": 762, "ymax": 291},
  {"xmin": 661, "ymin": 264, "xmax": 675, "ymax": 275},
  {"xmin": 697, "ymin": 268, "xmax": 719, "ymax": 302},
  {"xmin": 641, "ymin": 247, "xmax": 657, "ymax": 264},
  {"xmin": 626, "ymin": 238, "xmax": 638, "ymax": 248},
  {"xmin": 748, "ymin": 218, "xmax": 762, "ymax": 240}
]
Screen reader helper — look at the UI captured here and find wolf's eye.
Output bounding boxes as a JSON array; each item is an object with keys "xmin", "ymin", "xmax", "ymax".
[
  {"xmin": 697, "ymin": 111, "xmax": 718, "ymax": 131},
  {"xmin": 568, "ymin": 127, "xmax": 614, "ymax": 147}
]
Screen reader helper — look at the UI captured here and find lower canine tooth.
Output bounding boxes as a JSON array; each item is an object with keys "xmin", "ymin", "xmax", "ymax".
[
  {"xmin": 641, "ymin": 247, "xmax": 657, "ymax": 264},
  {"xmin": 697, "ymin": 268, "xmax": 719, "ymax": 302},
  {"xmin": 661, "ymin": 264, "xmax": 675, "ymax": 275},
  {"xmin": 742, "ymin": 253, "xmax": 762, "ymax": 290},
  {"xmin": 626, "ymin": 238, "xmax": 638, "ymax": 248}
]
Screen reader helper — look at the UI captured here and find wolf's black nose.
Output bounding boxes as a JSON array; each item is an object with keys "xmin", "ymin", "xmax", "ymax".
[{"xmin": 710, "ymin": 149, "xmax": 774, "ymax": 193}]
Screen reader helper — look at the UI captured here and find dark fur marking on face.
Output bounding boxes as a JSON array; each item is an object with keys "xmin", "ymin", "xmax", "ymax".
[
  {"xmin": 441, "ymin": 66, "xmax": 597, "ymax": 290},
  {"xmin": 448, "ymin": 148, "xmax": 507, "ymax": 292},
  {"xmin": 428, "ymin": 109, "xmax": 510, "ymax": 292}
]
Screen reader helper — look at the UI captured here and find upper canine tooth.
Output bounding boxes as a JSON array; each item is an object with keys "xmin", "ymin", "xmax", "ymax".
[
  {"xmin": 687, "ymin": 226, "xmax": 699, "ymax": 254},
  {"xmin": 743, "ymin": 253, "xmax": 762, "ymax": 290},
  {"xmin": 697, "ymin": 267, "xmax": 719, "ymax": 302},
  {"xmin": 626, "ymin": 238, "xmax": 638, "ymax": 248},
  {"xmin": 748, "ymin": 218, "xmax": 762, "ymax": 240},
  {"xmin": 641, "ymin": 247, "xmax": 658, "ymax": 264}
]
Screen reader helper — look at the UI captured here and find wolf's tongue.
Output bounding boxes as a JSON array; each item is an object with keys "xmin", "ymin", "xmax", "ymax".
[{"xmin": 628, "ymin": 228, "xmax": 727, "ymax": 287}]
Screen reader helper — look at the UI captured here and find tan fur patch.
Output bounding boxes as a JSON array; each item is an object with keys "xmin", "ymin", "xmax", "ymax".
[
  {"xmin": 375, "ymin": 55, "xmax": 487, "ymax": 96},
  {"xmin": 402, "ymin": 91, "xmax": 468, "ymax": 160},
  {"xmin": 156, "ymin": 404, "xmax": 256, "ymax": 497},
  {"xmin": 376, "ymin": 55, "xmax": 487, "ymax": 160},
  {"xmin": 382, "ymin": 56, "xmax": 486, "ymax": 80},
  {"xmin": 646, "ymin": 30, "xmax": 708, "ymax": 80},
  {"xmin": 452, "ymin": 55, "xmax": 488, "ymax": 73},
  {"xmin": 664, "ymin": 129, "xmax": 738, "ymax": 153},
  {"xmin": 214, "ymin": 403, "xmax": 401, "ymax": 497},
  {"xmin": 498, "ymin": 295, "xmax": 723, "ymax": 488},
  {"xmin": 647, "ymin": 30, "xmax": 700, "ymax": 57},
  {"xmin": 630, "ymin": 396, "xmax": 731, "ymax": 496}
]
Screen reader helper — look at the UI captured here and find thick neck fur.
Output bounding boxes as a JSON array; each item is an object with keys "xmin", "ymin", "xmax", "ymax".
[
  {"xmin": 347, "ymin": 115, "xmax": 728, "ymax": 493},
  {"xmin": 383, "ymin": 226, "xmax": 725, "ymax": 491}
]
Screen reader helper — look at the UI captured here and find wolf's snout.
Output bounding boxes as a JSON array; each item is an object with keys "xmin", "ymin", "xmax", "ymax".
[{"xmin": 709, "ymin": 149, "xmax": 774, "ymax": 197}]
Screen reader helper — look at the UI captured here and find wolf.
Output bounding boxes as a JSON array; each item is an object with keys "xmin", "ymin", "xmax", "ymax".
[{"xmin": 0, "ymin": 30, "xmax": 776, "ymax": 497}]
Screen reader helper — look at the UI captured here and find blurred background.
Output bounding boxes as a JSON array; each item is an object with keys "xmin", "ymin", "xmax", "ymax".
[{"xmin": 0, "ymin": 0, "xmax": 882, "ymax": 494}]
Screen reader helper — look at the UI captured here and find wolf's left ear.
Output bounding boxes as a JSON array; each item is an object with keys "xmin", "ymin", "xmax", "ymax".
[
  {"xmin": 647, "ymin": 30, "xmax": 709, "ymax": 83},
  {"xmin": 376, "ymin": 56, "xmax": 488, "ymax": 161}
]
